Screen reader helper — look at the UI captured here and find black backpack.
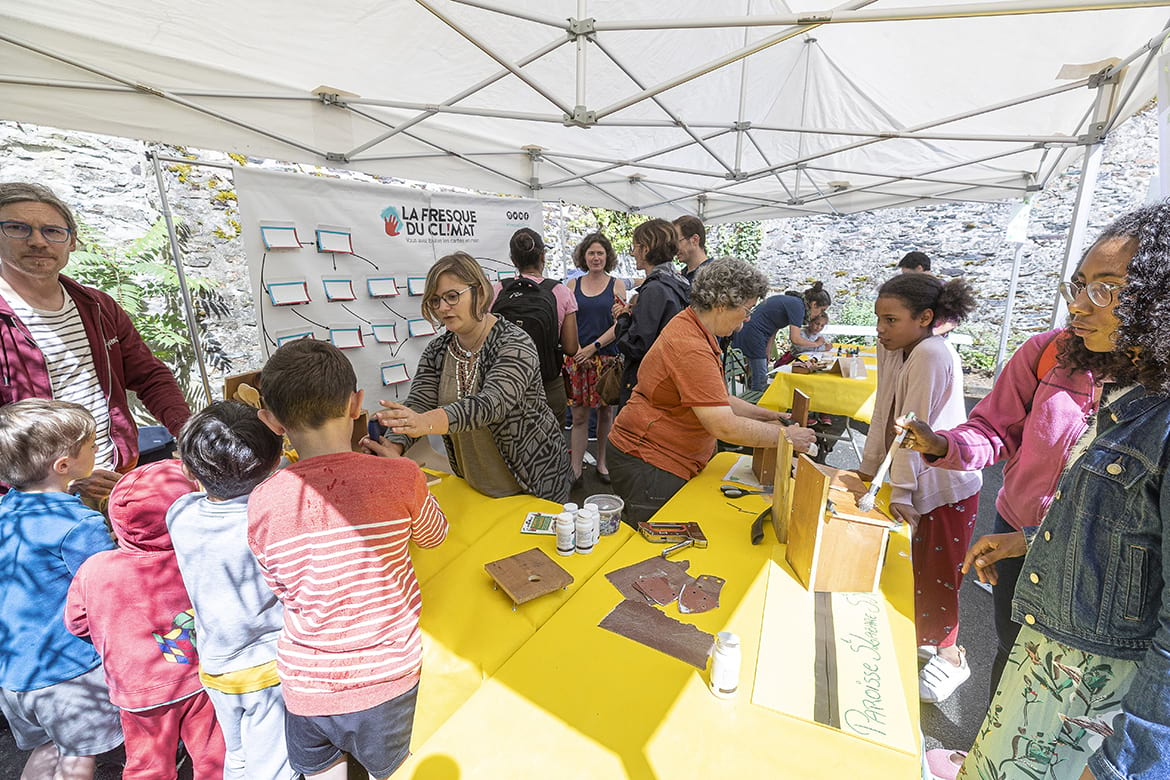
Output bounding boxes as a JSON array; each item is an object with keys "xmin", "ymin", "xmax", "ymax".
[{"xmin": 491, "ymin": 277, "xmax": 563, "ymax": 383}]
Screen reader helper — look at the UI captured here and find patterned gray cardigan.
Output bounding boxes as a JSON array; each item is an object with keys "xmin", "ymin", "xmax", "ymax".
[{"xmin": 389, "ymin": 318, "xmax": 570, "ymax": 503}]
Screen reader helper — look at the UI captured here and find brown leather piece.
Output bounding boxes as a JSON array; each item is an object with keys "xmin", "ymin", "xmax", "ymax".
[
  {"xmin": 632, "ymin": 573, "xmax": 679, "ymax": 606},
  {"xmin": 678, "ymin": 574, "xmax": 725, "ymax": 614},
  {"xmin": 606, "ymin": 556, "xmax": 693, "ymax": 604},
  {"xmin": 598, "ymin": 599, "xmax": 715, "ymax": 669}
]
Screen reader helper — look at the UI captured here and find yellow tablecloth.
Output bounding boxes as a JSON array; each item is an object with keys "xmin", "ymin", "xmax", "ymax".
[
  {"xmin": 402, "ymin": 455, "xmax": 920, "ymax": 778},
  {"xmin": 758, "ymin": 364, "xmax": 878, "ymax": 424}
]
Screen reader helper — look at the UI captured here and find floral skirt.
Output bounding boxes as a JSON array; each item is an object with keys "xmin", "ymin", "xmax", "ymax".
[
  {"xmin": 566, "ymin": 354, "xmax": 619, "ymax": 408},
  {"xmin": 957, "ymin": 625, "xmax": 1137, "ymax": 780}
]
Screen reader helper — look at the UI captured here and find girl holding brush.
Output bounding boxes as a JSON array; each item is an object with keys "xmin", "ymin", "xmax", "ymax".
[{"xmin": 857, "ymin": 273, "xmax": 981, "ymax": 705}]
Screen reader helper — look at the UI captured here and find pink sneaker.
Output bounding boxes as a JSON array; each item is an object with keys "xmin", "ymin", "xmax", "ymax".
[{"xmin": 925, "ymin": 749, "xmax": 967, "ymax": 780}]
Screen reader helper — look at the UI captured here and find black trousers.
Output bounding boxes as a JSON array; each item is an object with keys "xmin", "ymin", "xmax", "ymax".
[
  {"xmin": 607, "ymin": 440, "xmax": 686, "ymax": 527},
  {"xmin": 989, "ymin": 512, "xmax": 1026, "ymax": 702}
]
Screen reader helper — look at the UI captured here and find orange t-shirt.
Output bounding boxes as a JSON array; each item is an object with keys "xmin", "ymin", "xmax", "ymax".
[{"xmin": 609, "ymin": 307, "xmax": 729, "ymax": 480}]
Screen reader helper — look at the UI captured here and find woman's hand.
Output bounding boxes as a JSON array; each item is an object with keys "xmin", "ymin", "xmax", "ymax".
[
  {"xmin": 373, "ymin": 400, "xmax": 444, "ymax": 439},
  {"xmin": 888, "ymin": 501, "xmax": 921, "ymax": 531},
  {"xmin": 784, "ymin": 425, "xmax": 817, "ymax": 453},
  {"xmin": 896, "ymin": 416, "xmax": 949, "ymax": 458},
  {"xmin": 573, "ymin": 343, "xmax": 598, "ymax": 365},
  {"xmin": 962, "ymin": 532, "xmax": 1028, "ymax": 585},
  {"xmin": 611, "ymin": 299, "xmax": 631, "ymax": 320},
  {"xmin": 360, "ymin": 436, "xmax": 405, "ymax": 458}
]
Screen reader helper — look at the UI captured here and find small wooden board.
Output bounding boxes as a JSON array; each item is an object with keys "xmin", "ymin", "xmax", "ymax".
[
  {"xmin": 484, "ymin": 548, "xmax": 574, "ymax": 606},
  {"xmin": 772, "ymin": 389, "xmax": 810, "ymax": 543}
]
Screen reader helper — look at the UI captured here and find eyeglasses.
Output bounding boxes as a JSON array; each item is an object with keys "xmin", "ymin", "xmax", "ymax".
[
  {"xmin": 1058, "ymin": 280, "xmax": 1122, "ymax": 308},
  {"xmin": 425, "ymin": 285, "xmax": 472, "ymax": 310},
  {"xmin": 0, "ymin": 221, "xmax": 73, "ymax": 243}
]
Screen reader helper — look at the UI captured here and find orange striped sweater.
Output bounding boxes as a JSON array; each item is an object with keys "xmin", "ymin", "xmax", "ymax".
[{"xmin": 247, "ymin": 451, "xmax": 448, "ymax": 716}]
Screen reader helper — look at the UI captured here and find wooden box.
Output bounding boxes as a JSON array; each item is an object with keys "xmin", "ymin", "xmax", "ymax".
[{"xmin": 785, "ymin": 455, "xmax": 893, "ymax": 593}]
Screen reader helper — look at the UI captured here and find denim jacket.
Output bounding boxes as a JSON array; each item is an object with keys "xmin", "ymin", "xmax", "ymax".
[{"xmin": 1013, "ymin": 385, "xmax": 1170, "ymax": 779}]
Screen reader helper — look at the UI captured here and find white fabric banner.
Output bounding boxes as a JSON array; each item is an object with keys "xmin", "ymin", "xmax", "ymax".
[{"xmin": 235, "ymin": 167, "xmax": 541, "ymax": 408}]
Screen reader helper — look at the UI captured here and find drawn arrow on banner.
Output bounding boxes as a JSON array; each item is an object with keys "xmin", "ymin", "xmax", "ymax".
[
  {"xmin": 341, "ymin": 304, "xmax": 372, "ymax": 324},
  {"xmin": 350, "ymin": 252, "xmax": 380, "ymax": 269}
]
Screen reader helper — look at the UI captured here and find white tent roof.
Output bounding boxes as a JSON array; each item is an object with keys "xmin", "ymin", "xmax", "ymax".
[{"xmin": 2, "ymin": 1, "xmax": 1169, "ymax": 222}]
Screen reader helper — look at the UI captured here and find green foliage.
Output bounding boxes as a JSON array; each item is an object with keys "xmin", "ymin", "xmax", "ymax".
[
  {"xmin": 69, "ymin": 219, "xmax": 232, "ymax": 412},
  {"xmin": 709, "ymin": 221, "xmax": 762, "ymax": 263},
  {"xmin": 565, "ymin": 207, "xmax": 647, "ymax": 255}
]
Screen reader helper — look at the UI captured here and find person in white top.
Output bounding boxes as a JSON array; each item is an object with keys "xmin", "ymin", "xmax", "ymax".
[
  {"xmin": 0, "ymin": 182, "xmax": 189, "ymax": 502},
  {"xmin": 857, "ymin": 272, "xmax": 982, "ymax": 705}
]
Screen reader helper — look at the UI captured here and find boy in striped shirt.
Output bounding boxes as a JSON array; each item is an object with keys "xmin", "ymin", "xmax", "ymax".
[{"xmin": 248, "ymin": 339, "xmax": 448, "ymax": 779}]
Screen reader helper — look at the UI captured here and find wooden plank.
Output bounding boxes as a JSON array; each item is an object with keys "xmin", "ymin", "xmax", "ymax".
[
  {"xmin": 785, "ymin": 455, "xmax": 831, "ymax": 590},
  {"xmin": 484, "ymin": 548, "xmax": 574, "ymax": 606}
]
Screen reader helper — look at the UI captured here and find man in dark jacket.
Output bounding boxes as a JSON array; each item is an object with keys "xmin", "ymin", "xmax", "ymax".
[{"xmin": 0, "ymin": 182, "xmax": 190, "ymax": 500}]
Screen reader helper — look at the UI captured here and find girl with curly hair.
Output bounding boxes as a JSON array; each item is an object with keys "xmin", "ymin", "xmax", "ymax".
[
  {"xmin": 939, "ymin": 202, "xmax": 1170, "ymax": 780},
  {"xmin": 858, "ymin": 272, "xmax": 981, "ymax": 705}
]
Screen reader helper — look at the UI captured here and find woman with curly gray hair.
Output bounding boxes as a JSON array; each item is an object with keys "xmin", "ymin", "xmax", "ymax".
[{"xmin": 608, "ymin": 257, "xmax": 817, "ymax": 525}]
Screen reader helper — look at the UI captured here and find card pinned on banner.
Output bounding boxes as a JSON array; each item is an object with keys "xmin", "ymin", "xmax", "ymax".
[{"xmin": 236, "ymin": 167, "xmax": 541, "ymax": 407}]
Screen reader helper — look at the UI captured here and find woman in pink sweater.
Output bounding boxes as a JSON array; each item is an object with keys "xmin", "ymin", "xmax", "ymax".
[{"xmin": 858, "ymin": 273, "xmax": 980, "ymax": 706}]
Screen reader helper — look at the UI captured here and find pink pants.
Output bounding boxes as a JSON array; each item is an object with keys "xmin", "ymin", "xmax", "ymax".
[
  {"xmin": 913, "ymin": 494, "xmax": 980, "ymax": 648},
  {"xmin": 120, "ymin": 691, "xmax": 225, "ymax": 779}
]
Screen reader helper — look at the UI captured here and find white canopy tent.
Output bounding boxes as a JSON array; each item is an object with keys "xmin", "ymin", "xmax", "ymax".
[
  {"xmin": 2, "ymin": 0, "xmax": 1170, "ymax": 401},
  {"xmin": 2, "ymin": 0, "xmax": 1169, "ymax": 223}
]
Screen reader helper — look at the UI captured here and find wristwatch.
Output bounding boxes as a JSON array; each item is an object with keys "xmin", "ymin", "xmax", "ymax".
[{"xmin": 594, "ymin": 340, "xmax": 602, "ymax": 350}]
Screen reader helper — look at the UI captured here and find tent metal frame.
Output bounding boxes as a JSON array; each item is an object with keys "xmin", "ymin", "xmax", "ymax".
[{"xmin": 6, "ymin": 1, "xmax": 1170, "ymax": 395}]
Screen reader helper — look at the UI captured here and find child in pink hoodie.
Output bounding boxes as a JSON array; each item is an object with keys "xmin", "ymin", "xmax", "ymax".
[{"xmin": 65, "ymin": 460, "xmax": 225, "ymax": 778}]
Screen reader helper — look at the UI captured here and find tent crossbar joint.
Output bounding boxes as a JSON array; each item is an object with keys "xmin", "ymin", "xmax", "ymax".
[
  {"xmin": 563, "ymin": 106, "xmax": 597, "ymax": 127},
  {"xmin": 568, "ymin": 17, "xmax": 597, "ymax": 37},
  {"xmin": 325, "ymin": 152, "xmax": 349, "ymax": 163},
  {"xmin": 733, "ymin": 121, "xmax": 752, "ymax": 131}
]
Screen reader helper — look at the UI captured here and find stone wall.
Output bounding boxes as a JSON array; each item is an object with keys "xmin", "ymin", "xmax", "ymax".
[{"xmin": 0, "ymin": 105, "xmax": 1158, "ymax": 393}]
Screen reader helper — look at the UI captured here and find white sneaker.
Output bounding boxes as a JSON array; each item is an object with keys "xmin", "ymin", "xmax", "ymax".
[
  {"xmin": 919, "ymin": 647, "xmax": 970, "ymax": 703},
  {"xmin": 918, "ymin": 644, "xmax": 938, "ymax": 661}
]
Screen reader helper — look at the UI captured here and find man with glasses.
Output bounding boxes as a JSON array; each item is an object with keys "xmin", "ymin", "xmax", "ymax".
[{"xmin": 0, "ymin": 182, "xmax": 189, "ymax": 501}]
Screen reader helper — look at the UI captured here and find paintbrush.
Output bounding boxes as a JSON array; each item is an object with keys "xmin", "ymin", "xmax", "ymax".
[{"xmin": 857, "ymin": 411, "xmax": 916, "ymax": 513}]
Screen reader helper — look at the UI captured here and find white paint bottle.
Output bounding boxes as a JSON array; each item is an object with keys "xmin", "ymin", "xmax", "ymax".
[
  {"xmin": 555, "ymin": 512, "xmax": 575, "ymax": 557},
  {"xmin": 710, "ymin": 631, "xmax": 741, "ymax": 699},
  {"xmin": 574, "ymin": 510, "xmax": 594, "ymax": 555}
]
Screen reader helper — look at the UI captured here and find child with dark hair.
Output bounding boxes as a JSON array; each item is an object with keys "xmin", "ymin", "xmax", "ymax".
[
  {"xmin": 0, "ymin": 399, "xmax": 123, "ymax": 779},
  {"xmin": 897, "ymin": 250, "xmax": 931, "ymax": 272},
  {"xmin": 249, "ymin": 339, "xmax": 448, "ymax": 780},
  {"xmin": 65, "ymin": 459, "xmax": 226, "ymax": 778},
  {"xmin": 168, "ymin": 400, "xmax": 294, "ymax": 779},
  {"xmin": 858, "ymin": 273, "xmax": 981, "ymax": 705}
]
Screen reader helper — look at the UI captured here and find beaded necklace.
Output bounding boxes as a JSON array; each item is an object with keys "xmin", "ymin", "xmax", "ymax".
[{"xmin": 448, "ymin": 318, "xmax": 490, "ymax": 397}]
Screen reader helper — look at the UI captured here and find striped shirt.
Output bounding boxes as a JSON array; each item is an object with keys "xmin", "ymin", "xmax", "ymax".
[
  {"xmin": 247, "ymin": 451, "xmax": 448, "ymax": 716},
  {"xmin": 0, "ymin": 278, "xmax": 115, "ymax": 469}
]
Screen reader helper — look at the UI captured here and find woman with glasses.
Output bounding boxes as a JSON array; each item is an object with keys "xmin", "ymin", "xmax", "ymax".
[
  {"xmin": 362, "ymin": 252, "xmax": 569, "ymax": 503},
  {"xmin": 608, "ymin": 258, "xmax": 816, "ymax": 526},
  {"xmin": 897, "ymin": 285, "xmax": 1102, "ymax": 728},
  {"xmin": 906, "ymin": 203, "xmax": 1170, "ymax": 780},
  {"xmin": 731, "ymin": 282, "xmax": 832, "ymax": 393}
]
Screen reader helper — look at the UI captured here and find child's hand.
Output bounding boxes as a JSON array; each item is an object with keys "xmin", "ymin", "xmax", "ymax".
[
  {"xmin": 360, "ymin": 435, "xmax": 404, "ymax": 458},
  {"xmin": 888, "ymin": 501, "xmax": 920, "ymax": 531},
  {"xmin": 896, "ymin": 416, "xmax": 949, "ymax": 458}
]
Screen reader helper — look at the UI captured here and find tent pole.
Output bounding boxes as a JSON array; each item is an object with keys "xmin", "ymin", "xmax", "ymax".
[
  {"xmin": 148, "ymin": 150, "xmax": 214, "ymax": 407},
  {"xmin": 994, "ymin": 241, "xmax": 1027, "ymax": 379},
  {"xmin": 1049, "ymin": 143, "xmax": 1103, "ymax": 328}
]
